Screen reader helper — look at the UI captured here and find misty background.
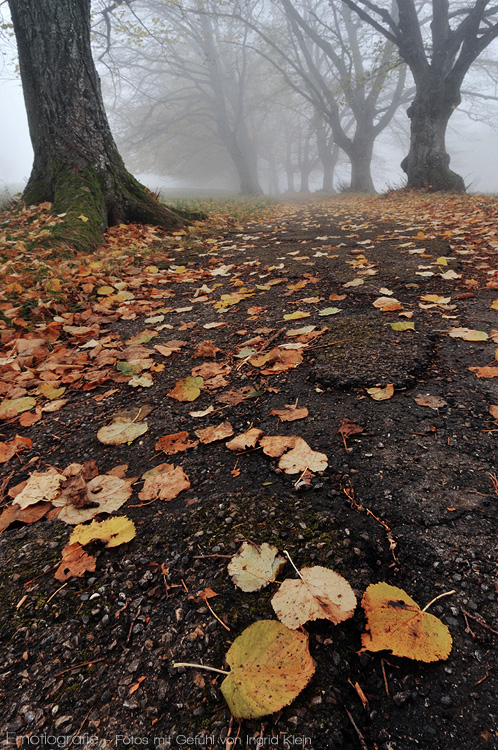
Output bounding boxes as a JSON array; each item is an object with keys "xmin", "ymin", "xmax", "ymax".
[{"xmin": 1, "ymin": 0, "xmax": 498, "ymax": 197}]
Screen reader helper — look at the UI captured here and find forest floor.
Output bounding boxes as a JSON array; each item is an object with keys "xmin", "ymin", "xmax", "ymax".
[{"xmin": 0, "ymin": 192, "xmax": 497, "ymax": 750}]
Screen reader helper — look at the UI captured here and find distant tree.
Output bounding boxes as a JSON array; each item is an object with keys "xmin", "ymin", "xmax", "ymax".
[
  {"xmin": 98, "ymin": 0, "xmax": 264, "ymax": 195},
  {"xmin": 7, "ymin": 0, "xmax": 183, "ymax": 251},
  {"xmin": 342, "ymin": 0, "xmax": 498, "ymax": 190},
  {"xmin": 234, "ymin": 0, "xmax": 409, "ymax": 192}
]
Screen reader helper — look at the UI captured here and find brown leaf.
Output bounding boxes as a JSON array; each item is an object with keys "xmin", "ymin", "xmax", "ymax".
[
  {"xmin": 153, "ymin": 340, "xmax": 187, "ymax": 357},
  {"xmin": 226, "ymin": 428, "xmax": 264, "ymax": 451},
  {"xmin": 469, "ymin": 366, "xmax": 498, "ymax": 378},
  {"xmin": 139, "ymin": 463, "xmax": 190, "ymax": 502},
  {"xmin": 415, "ymin": 394, "xmax": 447, "ymax": 409},
  {"xmin": 54, "ymin": 542, "xmax": 97, "ymax": 581},
  {"xmin": 0, "ymin": 501, "xmax": 52, "ymax": 534},
  {"xmin": 155, "ymin": 431, "xmax": 198, "ymax": 455},
  {"xmin": 195, "ymin": 420, "xmax": 234, "ymax": 444},
  {"xmin": 270, "ymin": 406, "xmax": 309, "ymax": 422},
  {"xmin": 191, "ymin": 362, "xmax": 231, "ymax": 379},
  {"xmin": 194, "ymin": 340, "xmax": 221, "ymax": 358},
  {"xmin": 338, "ymin": 418, "xmax": 364, "ymax": 439}
]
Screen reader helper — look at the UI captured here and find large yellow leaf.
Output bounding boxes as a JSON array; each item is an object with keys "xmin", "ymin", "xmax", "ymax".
[
  {"xmin": 361, "ymin": 582, "xmax": 452, "ymax": 662},
  {"xmin": 0, "ymin": 396, "xmax": 37, "ymax": 420},
  {"xmin": 220, "ymin": 620, "xmax": 315, "ymax": 719},
  {"xmin": 97, "ymin": 416, "xmax": 148, "ymax": 445},
  {"xmin": 228, "ymin": 541, "xmax": 285, "ymax": 592},
  {"xmin": 448, "ymin": 327, "xmax": 488, "ymax": 341},
  {"xmin": 69, "ymin": 516, "xmax": 136, "ymax": 548},
  {"xmin": 271, "ymin": 566, "xmax": 356, "ymax": 629}
]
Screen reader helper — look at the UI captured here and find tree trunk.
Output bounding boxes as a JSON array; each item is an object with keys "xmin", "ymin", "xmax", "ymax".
[
  {"xmin": 8, "ymin": 0, "xmax": 183, "ymax": 251},
  {"xmin": 349, "ymin": 131, "xmax": 376, "ymax": 193},
  {"xmin": 401, "ymin": 81, "xmax": 465, "ymax": 191}
]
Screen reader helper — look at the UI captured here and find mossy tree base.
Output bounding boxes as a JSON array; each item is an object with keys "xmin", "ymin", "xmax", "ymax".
[{"xmin": 8, "ymin": 0, "xmax": 184, "ymax": 254}]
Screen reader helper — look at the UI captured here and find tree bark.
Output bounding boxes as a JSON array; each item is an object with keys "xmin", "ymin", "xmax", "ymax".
[
  {"xmin": 8, "ymin": 0, "xmax": 184, "ymax": 251},
  {"xmin": 401, "ymin": 77, "xmax": 465, "ymax": 191}
]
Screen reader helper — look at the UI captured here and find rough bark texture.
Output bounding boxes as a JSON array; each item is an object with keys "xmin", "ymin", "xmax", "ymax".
[
  {"xmin": 8, "ymin": 0, "xmax": 184, "ymax": 251},
  {"xmin": 401, "ymin": 82, "xmax": 465, "ymax": 191}
]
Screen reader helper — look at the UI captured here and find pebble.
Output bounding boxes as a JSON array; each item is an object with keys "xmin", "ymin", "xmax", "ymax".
[{"xmin": 440, "ymin": 695, "xmax": 453, "ymax": 706}]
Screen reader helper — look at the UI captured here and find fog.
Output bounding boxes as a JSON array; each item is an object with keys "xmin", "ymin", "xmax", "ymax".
[{"xmin": 1, "ymin": 0, "xmax": 498, "ymax": 198}]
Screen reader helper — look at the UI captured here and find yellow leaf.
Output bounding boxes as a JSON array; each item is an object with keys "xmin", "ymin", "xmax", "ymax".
[
  {"xmin": 271, "ymin": 566, "xmax": 356, "ymax": 629},
  {"xmin": 167, "ymin": 376, "xmax": 203, "ymax": 402},
  {"xmin": 45, "ymin": 278, "xmax": 62, "ymax": 293},
  {"xmin": 490, "ymin": 299, "xmax": 498, "ymax": 310},
  {"xmin": 448, "ymin": 327, "xmax": 488, "ymax": 341},
  {"xmin": 434, "ymin": 256, "xmax": 448, "ymax": 265},
  {"xmin": 420, "ymin": 294, "xmax": 451, "ymax": 304},
  {"xmin": 283, "ymin": 311, "xmax": 311, "ymax": 321},
  {"xmin": 0, "ymin": 396, "xmax": 37, "ymax": 419},
  {"xmin": 228, "ymin": 542, "xmax": 286, "ymax": 592},
  {"xmin": 38, "ymin": 382, "xmax": 66, "ymax": 400},
  {"xmin": 97, "ymin": 285, "xmax": 115, "ymax": 296},
  {"xmin": 70, "ymin": 516, "xmax": 136, "ymax": 548},
  {"xmin": 220, "ymin": 620, "xmax": 315, "ymax": 719},
  {"xmin": 361, "ymin": 583, "xmax": 452, "ymax": 662},
  {"xmin": 389, "ymin": 321, "xmax": 415, "ymax": 331},
  {"xmin": 366, "ymin": 384, "xmax": 394, "ymax": 401},
  {"xmin": 78, "ymin": 214, "xmax": 89, "ymax": 222},
  {"xmin": 97, "ymin": 415, "xmax": 148, "ymax": 445}
]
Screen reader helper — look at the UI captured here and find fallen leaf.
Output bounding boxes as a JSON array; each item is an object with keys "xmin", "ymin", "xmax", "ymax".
[
  {"xmin": 318, "ymin": 307, "xmax": 341, "ymax": 316},
  {"xmin": 269, "ymin": 406, "xmax": 309, "ymax": 422},
  {"xmin": 153, "ymin": 340, "xmax": 187, "ymax": 357},
  {"xmin": 220, "ymin": 620, "xmax": 315, "ymax": 719},
  {"xmin": 389, "ymin": 321, "xmax": 415, "ymax": 331},
  {"xmin": 195, "ymin": 420, "xmax": 234, "ymax": 444},
  {"xmin": 489, "ymin": 405, "xmax": 498, "ymax": 419},
  {"xmin": 415, "ymin": 394, "xmax": 447, "ymax": 409},
  {"xmin": 283, "ymin": 311, "xmax": 311, "ymax": 321},
  {"xmin": 469, "ymin": 366, "xmax": 498, "ymax": 378},
  {"xmin": 271, "ymin": 566, "xmax": 356, "ymax": 629},
  {"xmin": 139, "ymin": 463, "xmax": 190, "ymax": 502},
  {"xmin": 13, "ymin": 469, "xmax": 63, "ymax": 509},
  {"xmin": 0, "ymin": 396, "xmax": 37, "ymax": 420},
  {"xmin": 361, "ymin": 582, "xmax": 452, "ymax": 662},
  {"xmin": 69, "ymin": 516, "xmax": 136, "ymax": 548},
  {"xmin": 366, "ymin": 384, "xmax": 394, "ymax": 401},
  {"xmin": 97, "ymin": 414, "xmax": 148, "ymax": 445},
  {"xmin": 0, "ymin": 501, "xmax": 52, "ymax": 534},
  {"xmin": 372, "ymin": 297, "xmax": 403, "ymax": 312},
  {"xmin": 167, "ymin": 376, "xmax": 203, "ymax": 402},
  {"xmin": 228, "ymin": 541, "xmax": 286, "ymax": 592},
  {"xmin": 194, "ymin": 340, "xmax": 221, "ymax": 358},
  {"xmin": 54, "ymin": 542, "xmax": 96, "ymax": 581},
  {"xmin": 260, "ymin": 435, "xmax": 327, "ymax": 474},
  {"xmin": 155, "ymin": 432, "xmax": 198, "ymax": 454},
  {"xmin": 55, "ymin": 474, "xmax": 134, "ymax": 525},
  {"xmin": 226, "ymin": 428, "xmax": 264, "ymax": 451},
  {"xmin": 448, "ymin": 327, "xmax": 488, "ymax": 341},
  {"xmin": 0, "ymin": 435, "xmax": 32, "ymax": 463}
]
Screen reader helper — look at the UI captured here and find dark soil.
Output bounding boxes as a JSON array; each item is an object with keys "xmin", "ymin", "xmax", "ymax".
[{"xmin": 0, "ymin": 195, "xmax": 497, "ymax": 750}]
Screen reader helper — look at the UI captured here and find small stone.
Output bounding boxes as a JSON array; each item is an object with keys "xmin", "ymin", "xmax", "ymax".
[{"xmin": 440, "ymin": 695, "xmax": 452, "ymax": 706}]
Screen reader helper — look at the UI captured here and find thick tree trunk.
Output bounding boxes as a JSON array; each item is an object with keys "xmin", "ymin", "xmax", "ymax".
[
  {"xmin": 8, "ymin": 0, "xmax": 183, "ymax": 251},
  {"xmin": 401, "ymin": 83, "xmax": 465, "ymax": 191},
  {"xmin": 349, "ymin": 131, "xmax": 376, "ymax": 193}
]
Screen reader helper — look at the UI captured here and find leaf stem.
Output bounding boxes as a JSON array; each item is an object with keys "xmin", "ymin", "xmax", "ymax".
[
  {"xmin": 173, "ymin": 662, "xmax": 229, "ymax": 675},
  {"xmin": 422, "ymin": 589, "xmax": 456, "ymax": 612},
  {"xmin": 283, "ymin": 549, "xmax": 303, "ymax": 579}
]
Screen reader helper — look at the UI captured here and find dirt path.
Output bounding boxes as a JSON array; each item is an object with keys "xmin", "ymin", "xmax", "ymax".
[{"xmin": 0, "ymin": 194, "xmax": 497, "ymax": 749}]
